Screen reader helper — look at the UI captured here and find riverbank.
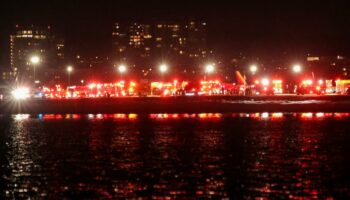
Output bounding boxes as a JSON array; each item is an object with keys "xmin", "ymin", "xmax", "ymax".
[{"xmin": 1, "ymin": 95, "xmax": 350, "ymax": 114}]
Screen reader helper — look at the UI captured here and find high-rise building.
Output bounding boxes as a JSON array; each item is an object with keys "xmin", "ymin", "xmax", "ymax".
[
  {"xmin": 112, "ymin": 22, "xmax": 128, "ymax": 62},
  {"xmin": 154, "ymin": 23, "xmax": 184, "ymax": 57},
  {"xmin": 112, "ymin": 21, "xmax": 209, "ymax": 70},
  {"xmin": 10, "ymin": 25, "xmax": 64, "ymax": 81},
  {"xmin": 186, "ymin": 21, "xmax": 207, "ymax": 59},
  {"xmin": 113, "ymin": 22, "xmax": 152, "ymax": 64}
]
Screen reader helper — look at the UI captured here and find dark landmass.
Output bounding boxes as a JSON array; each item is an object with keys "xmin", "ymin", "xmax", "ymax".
[{"xmin": 1, "ymin": 95, "xmax": 350, "ymax": 114}]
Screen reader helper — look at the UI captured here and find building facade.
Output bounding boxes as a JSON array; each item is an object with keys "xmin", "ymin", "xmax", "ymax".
[
  {"xmin": 113, "ymin": 22, "xmax": 153, "ymax": 65},
  {"xmin": 10, "ymin": 25, "xmax": 64, "ymax": 82},
  {"xmin": 112, "ymin": 21, "xmax": 209, "ymax": 73}
]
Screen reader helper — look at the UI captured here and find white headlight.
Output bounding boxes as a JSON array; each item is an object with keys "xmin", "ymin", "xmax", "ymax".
[{"xmin": 12, "ymin": 87, "xmax": 30, "ymax": 100}]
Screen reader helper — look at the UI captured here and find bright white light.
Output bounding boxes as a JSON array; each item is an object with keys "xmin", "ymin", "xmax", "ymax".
[
  {"xmin": 30, "ymin": 56, "xmax": 40, "ymax": 64},
  {"xmin": 12, "ymin": 87, "xmax": 30, "ymax": 100},
  {"xmin": 262, "ymin": 112, "xmax": 269, "ymax": 119},
  {"xmin": 293, "ymin": 64, "xmax": 302, "ymax": 73},
  {"xmin": 250, "ymin": 65, "xmax": 258, "ymax": 73},
  {"xmin": 205, "ymin": 64, "xmax": 215, "ymax": 73},
  {"xmin": 118, "ymin": 65, "xmax": 127, "ymax": 73},
  {"xmin": 261, "ymin": 78, "xmax": 269, "ymax": 86},
  {"xmin": 67, "ymin": 66, "xmax": 73, "ymax": 73},
  {"xmin": 14, "ymin": 114, "xmax": 30, "ymax": 121},
  {"xmin": 159, "ymin": 64, "xmax": 168, "ymax": 73}
]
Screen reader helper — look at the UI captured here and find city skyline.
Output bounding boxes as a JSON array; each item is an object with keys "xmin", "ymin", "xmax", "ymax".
[{"xmin": 1, "ymin": 0, "xmax": 350, "ymax": 68}]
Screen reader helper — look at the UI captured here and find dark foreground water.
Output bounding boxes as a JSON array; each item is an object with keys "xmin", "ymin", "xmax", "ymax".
[{"xmin": 1, "ymin": 113, "xmax": 350, "ymax": 199}]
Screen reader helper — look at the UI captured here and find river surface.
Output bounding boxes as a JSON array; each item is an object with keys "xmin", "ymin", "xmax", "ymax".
[{"xmin": 1, "ymin": 113, "xmax": 350, "ymax": 199}]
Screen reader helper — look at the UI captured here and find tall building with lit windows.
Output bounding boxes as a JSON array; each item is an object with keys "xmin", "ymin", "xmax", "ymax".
[
  {"xmin": 112, "ymin": 21, "xmax": 209, "ymax": 69},
  {"xmin": 10, "ymin": 25, "xmax": 64, "ymax": 80},
  {"xmin": 154, "ymin": 23, "xmax": 184, "ymax": 57},
  {"xmin": 112, "ymin": 22, "xmax": 152, "ymax": 64},
  {"xmin": 154, "ymin": 21, "xmax": 208, "ymax": 63},
  {"xmin": 185, "ymin": 21, "xmax": 208, "ymax": 60}
]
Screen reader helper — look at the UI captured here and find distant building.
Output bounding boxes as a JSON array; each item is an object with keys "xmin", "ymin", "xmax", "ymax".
[
  {"xmin": 112, "ymin": 21, "xmax": 209, "ymax": 72},
  {"xmin": 306, "ymin": 55, "xmax": 350, "ymax": 78},
  {"xmin": 10, "ymin": 25, "xmax": 64, "ymax": 82},
  {"xmin": 185, "ymin": 21, "xmax": 208, "ymax": 60},
  {"xmin": 154, "ymin": 23, "xmax": 184, "ymax": 58},
  {"xmin": 113, "ymin": 22, "xmax": 152, "ymax": 65},
  {"xmin": 0, "ymin": 68, "xmax": 15, "ymax": 82}
]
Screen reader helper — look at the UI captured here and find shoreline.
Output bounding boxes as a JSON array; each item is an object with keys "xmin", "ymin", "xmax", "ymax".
[{"xmin": 1, "ymin": 95, "xmax": 350, "ymax": 114}]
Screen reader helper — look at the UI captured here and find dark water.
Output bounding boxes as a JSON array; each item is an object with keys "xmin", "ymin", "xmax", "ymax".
[{"xmin": 1, "ymin": 113, "xmax": 350, "ymax": 199}]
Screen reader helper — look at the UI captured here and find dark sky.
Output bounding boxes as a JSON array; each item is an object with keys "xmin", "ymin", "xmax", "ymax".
[{"xmin": 1, "ymin": 0, "xmax": 350, "ymax": 66}]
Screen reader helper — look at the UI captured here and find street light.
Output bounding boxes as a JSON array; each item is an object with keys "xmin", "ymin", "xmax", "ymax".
[
  {"xmin": 30, "ymin": 56, "xmax": 40, "ymax": 64},
  {"xmin": 159, "ymin": 64, "xmax": 168, "ymax": 73},
  {"xmin": 118, "ymin": 65, "xmax": 127, "ymax": 74},
  {"xmin": 67, "ymin": 65, "xmax": 73, "ymax": 85},
  {"xmin": 204, "ymin": 64, "xmax": 215, "ymax": 80},
  {"xmin": 293, "ymin": 64, "xmax": 302, "ymax": 73},
  {"xmin": 250, "ymin": 65, "xmax": 258, "ymax": 74},
  {"xmin": 30, "ymin": 55, "xmax": 40, "ymax": 83},
  {"xmin": 205, "ymin": 64, "xmax": 215, "ymax": 74},
  {"xmin": 117, "ymin": 64, "xmax": 127, "ymax": 80}
]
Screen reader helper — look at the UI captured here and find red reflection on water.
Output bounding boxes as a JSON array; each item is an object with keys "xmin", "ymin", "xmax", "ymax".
[
  {"xmin": 150, "ymin": 113, "xmax": 181, "ymax": 119},
  {"xmin": 242, "ymin": 112, "xmax": 284, "ymax": 120},
  {"xmin": 201, "ymin": 113, "xmax": 221, "ymax": 120},
  {"xmin": 150, "ymin": 113, "xmax": 169, "ymax": 119},
  {"xmin": 42, "ymin": 114, "xmax": 63, "ymax": 120},
  {"xmin": 334, "ymin": 113, "xmax": 350, "ymax": 119},
  {"xmin": 250, "ymin": 113, "xmax": 261, "ymax": 119},
  {"xmin": 315, "ymin": 113, "xmax": 325, "ymax": 118},
  {"xmin": 182, "ymin": 113, "xmax": 197, "ymax": 118},
  {"xmin": 198, "ymin": 113, "xmax": 222, "ymax": 119},
  {"xmin": 113, "ymin": 114, "xmax": 127, "ymax": 119},
  {"xmin": 96, "ymin": 114, "xmax": 103, "ymax": 119},
  {"xmin": 198, "ymin": 113, "xmax": 208, "ymax": 118},
  {"xmin": 72, "ymin": 114, "xmax": 81, "ymax": 120},
  {"xmin": 271, "ymin": 113, "xmax": 283, "ymax": 119},
  {"xmin": 324, "ymin": 113, "xmax": 333, "ymax": 118},
  {"xmin": 234, "ymin": 112, "xmax": 286, "ymax": 120},
  {"xmin": 128, "ymin": 114, "xmax": 138, "ymax": 120},
  {"xmin": 300, "ymin": 112, "xmax": 350, "ymax": 120},
  {"xmin": 149, "ymin": 113, "xmax": 222, "ymax": 120},
  {"xmin": 238, "ymin": 113, "xmax": 251, "ymax": 118},
  {"xmin": 301, "ymin": 113, "xmax": 313, "ymax": 119},
  {"xmin": 86, "ymin": 113, "xmax": 138, "ymax": 120}
]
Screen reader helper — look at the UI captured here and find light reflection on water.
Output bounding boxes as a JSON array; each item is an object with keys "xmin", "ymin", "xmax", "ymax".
[
  {"xmin": 1, "ymin": 113, "xmax": 350, "ymax": 199},
  {"xmin": 10, "ymin": 112, "xmax": 350, "ymax": 121}
]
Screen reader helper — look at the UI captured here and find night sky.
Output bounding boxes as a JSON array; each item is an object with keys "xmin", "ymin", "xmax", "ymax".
[{"xmin": 1, "ymin": 0, "xmax": 350, "ymax": 67}]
